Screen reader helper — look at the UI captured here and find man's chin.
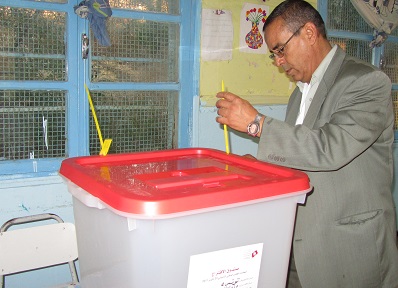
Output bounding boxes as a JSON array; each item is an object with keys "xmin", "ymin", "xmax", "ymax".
[
  {"xmin": 286, "ymin": 71, "xmax": 301, "ymax": 82},
  {"xmin": 284, "ymin": 71, "xmax": 296, "ymax": 82}
]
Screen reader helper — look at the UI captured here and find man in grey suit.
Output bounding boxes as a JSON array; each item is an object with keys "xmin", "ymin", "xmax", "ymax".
[{"xmin": 216, "ymin": 0, "xmax": 398, "ymax": 287}]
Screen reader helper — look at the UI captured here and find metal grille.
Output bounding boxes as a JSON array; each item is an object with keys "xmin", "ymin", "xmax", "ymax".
[
  {"xmin": 0, "ymin": 7, "xmax": 66, "ymax": 81},
  {"xmin": 0, "ymin": 90, "xmax": 66, "ymax": 161},
  {"xmin": 88, "ymin": 2, "xmax": 180, "ymax": 155},
  {"xmin": 382, "ymin": 42, "xmax": 398, "ymax": 84},
  {"xmin": 328, "ymin": 37, "xmax": 373, "ymax": 63},
  {"xmin": 393, "ymin": 91, "xmax": 398, "ymax": 130},
  {"xmin": 91, "ymin": 18, "xmax": 179, "ymax": 83},
  {"xmin": 327, "ymin": 0, "xmax": 373, "ymax": 33},
  {"xmin": 88, "ymin": 90, "xmax": 177, "ymax": 155},
  {"xmin": 1, "ymin": 1, "xmax": 180, "ymax": 169},
  {"xmin": 110, "ymin": 0, "xmax": 179, "ymax": 14},
  {"xmin": 392, "ymin": 26, "xmax": 398, "ymax": 37},
  {"xmin": 326, "ymin": 0, "xmax": 398, "ymax": 136}
]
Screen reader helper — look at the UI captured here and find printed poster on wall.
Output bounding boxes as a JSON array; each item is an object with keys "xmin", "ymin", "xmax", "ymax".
[
  {"xmin": 187, "ymin": 243, "xmax": 264, "ymax": 288},
  {"xmin": 239, "ymin": 3, "xmax": 269, "ymax": 54}
]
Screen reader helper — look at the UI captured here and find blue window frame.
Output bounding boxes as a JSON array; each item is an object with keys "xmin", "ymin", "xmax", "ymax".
[{"xmin": 0, "ymin": 0, "xmax": 200, "ymax": 179}]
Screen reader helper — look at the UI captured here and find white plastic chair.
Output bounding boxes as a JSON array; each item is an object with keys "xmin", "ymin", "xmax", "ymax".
[{"xmin": 0, "ymin": 213, "xmax": 79, "ymax": 288}]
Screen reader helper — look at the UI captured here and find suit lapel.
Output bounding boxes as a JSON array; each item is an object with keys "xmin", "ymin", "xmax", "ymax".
[
  {"xmin": 302, "ymin": 81, "xmax": 327, "ymax": 128},
  {"xmin": 302, "ymin": 46, "xmax": 347, "ymax": 128},
  {"xmin": 285, "ymin": 88, "xmax": 302, "ymax": 125}
]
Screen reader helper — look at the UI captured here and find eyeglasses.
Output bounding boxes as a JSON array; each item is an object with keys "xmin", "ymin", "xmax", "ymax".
[{"xmin": 269, "ymin": 25, "xmax": 304, "ymax": 60}]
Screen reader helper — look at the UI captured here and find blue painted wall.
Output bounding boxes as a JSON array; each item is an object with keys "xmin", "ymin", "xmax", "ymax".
[{"xmin": 0, "ymin": 176, "xmax": 77, "ymax": 287}]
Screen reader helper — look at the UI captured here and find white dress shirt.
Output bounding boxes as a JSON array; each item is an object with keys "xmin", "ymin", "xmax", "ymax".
[{"xmin": 295, "ymin": 45, "xmax": 338, "ymax": 125}]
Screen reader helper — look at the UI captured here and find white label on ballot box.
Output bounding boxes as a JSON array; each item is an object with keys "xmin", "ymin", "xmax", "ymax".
[{"xmin": 187, "ymin": 243, "xmax": 263, "ymax": 288}]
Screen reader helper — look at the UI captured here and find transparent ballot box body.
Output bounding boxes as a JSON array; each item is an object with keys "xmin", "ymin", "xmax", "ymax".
[{"xmin": 59, "ymin": 148, "xmax": 311, "ymax": 288}]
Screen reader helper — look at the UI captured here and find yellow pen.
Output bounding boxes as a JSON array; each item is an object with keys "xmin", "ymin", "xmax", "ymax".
[{"xmin": 222, "ymin": 80, "xmax": 230, "ymax": 154}]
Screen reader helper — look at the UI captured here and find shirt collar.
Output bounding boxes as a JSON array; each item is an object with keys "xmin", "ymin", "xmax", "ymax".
[{"xmin": 297, "ymin": 44, "xmax": 338, "ymax": 92}]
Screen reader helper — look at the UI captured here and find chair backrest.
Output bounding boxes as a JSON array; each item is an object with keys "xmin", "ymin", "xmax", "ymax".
[{"xmin": 0, "ymin": 213, "xmax": 79, "ymax": 287}]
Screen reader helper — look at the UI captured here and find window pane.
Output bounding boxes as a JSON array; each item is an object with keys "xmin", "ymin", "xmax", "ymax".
[
  {"xmin": 391, "ymin": 28, "xmax": 398, "ymax": 37},
  {"xmin": 0, "ymin": 90, "xmax": 66, "ymax": 161},
  {"xmin": 326, "ymin": 0, "xmax": 398, "ymax": 137},
  {"xmin": 382, "ymin": 42, "xmax": 398, "ymax": 84},
  {"xmin": 110, "ymin": 0, "xmax": 179, "ymax": 14},
  {"xmin": 0, "ymin": 7, "xmax": 66, "ymax": 81},
  {"xmin": 91, "ymin": 18, "xmax": 179, "ymax": 82},
  {"xmin": 327, "ymin": 0, "xmax": 373, "ymax": 33},
  {"xmin": 329, "ymin": 37, "xmax": 373, "ymax": 63},
  {"xmin": 88, "ymin": 91, "xmax": 177, "ymax": 155}
]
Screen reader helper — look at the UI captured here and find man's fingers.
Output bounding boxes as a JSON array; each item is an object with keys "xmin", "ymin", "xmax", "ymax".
[
  {"xmin": 216, "ymin": 91, "xmax": 236, "ymax": 101},
  {"xmin": 215, "ymin": 115, "xmax": 227, "ymax": 125},
  {"xmin": 216, "ymin": 91, "xmax": 227, "ymax": 99},
  {"xmin": 217, "ymin": 106, "xmax": 228, "ymax": 120},
  {"xmin": 243, "ymin": 154, "xmax": 257, "ymax": 160},
  {"xmin": 216, "ymin": 98, "xmax": 230, "ymax": 111}
]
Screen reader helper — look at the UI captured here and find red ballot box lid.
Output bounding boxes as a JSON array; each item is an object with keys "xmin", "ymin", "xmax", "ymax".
[{"xmin": 59, "ymin": 148, "xmax": 310, "ymax": 217}]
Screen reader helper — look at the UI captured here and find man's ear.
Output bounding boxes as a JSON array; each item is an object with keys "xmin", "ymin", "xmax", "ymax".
[{"xmin": 303, "ymin": 22, "xmax": 318, "ymax": 45}]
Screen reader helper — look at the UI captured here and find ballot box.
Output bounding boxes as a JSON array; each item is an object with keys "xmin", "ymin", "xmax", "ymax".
[{"xmin": 59, "ymin": 148, "xmax": 311, "ymax": 288}]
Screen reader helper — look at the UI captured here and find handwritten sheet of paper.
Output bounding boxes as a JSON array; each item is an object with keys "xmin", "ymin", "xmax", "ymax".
[
  {"xmin": 201, "ymin": 9, "xmax": 233, "ymax": 61},
  {"xmin": 187, "ymin": 243, "xmax": 263, "ymax": 288}
]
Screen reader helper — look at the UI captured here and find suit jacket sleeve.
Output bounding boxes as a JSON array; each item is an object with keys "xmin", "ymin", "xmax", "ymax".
[{"xmin": 257, "ymin": 60, "xmax": 393, "ymax": 172}]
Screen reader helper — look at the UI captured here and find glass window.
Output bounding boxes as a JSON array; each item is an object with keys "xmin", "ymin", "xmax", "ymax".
[
  {"xmin": 0, "ymin": 0, "xmax": 195, "ymax": 177},
  {"xmin": 88, "ymin": 90, "xmax": 177, "ymax": 155},
  {"xmin": 322, "ymin": 0, "xmax": 398, "ymax": 135},
  {"xmin": 0, "ymin": 7, "xmax": 66, "ymax": 81},
  {"xmin": 91, "ymin": 18, "xmax": 179, "ymax": 83},
  {"xmin": 111, "ymin": 0, "xmax": 179, "ymax": 14}
]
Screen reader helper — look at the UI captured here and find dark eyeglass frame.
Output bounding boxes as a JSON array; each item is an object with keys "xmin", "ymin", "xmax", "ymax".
[{"xmin": 269, "ymin": 25, "xmax": 305, "ymax": 60}]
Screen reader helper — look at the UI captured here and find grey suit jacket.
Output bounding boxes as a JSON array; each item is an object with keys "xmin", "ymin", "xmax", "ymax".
[{"xmin": 257, "ymin": 46, "xmax": 398, "ymax": 288}]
